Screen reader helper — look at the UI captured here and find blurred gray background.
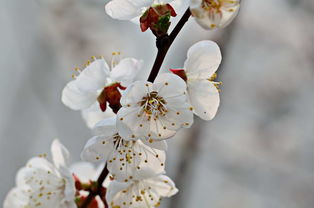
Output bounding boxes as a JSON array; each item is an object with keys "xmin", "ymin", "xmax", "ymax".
[{"xmin": 1, "ymin": 0, "xmax": 314, "ymax": 207}]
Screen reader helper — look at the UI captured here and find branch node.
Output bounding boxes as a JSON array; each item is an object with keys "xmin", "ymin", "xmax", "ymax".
[{"xmin": 156, "ymin": 34, "xmax": 170, "ymax": 49}]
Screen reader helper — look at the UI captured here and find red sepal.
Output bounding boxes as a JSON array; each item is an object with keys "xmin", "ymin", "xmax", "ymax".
[
  {"xmin": 97, "ymin": 82, "xmax": 125, "ymax": 114},
  {"xmin": 169, "ymin": 68, "xmax": 187, "ymax": 82}
]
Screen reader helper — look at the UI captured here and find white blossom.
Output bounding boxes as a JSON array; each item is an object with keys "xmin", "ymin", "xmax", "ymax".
[
  {"xmin": 106, "ymin": 174, "xmax": 178, "ymax": 208},
  {"xmin": 117, "ymin": 73, "xmax": 193, "ymax": 141},
  {"xmin": 81, "ymin": 117, "xmax": 167, "ymax": 183},
  {"xmin": 190, "ymin": 0, "xmax": 240, "ymax": 30},
  {"xmin": 4, "ymin": 139, "xmax": 76, "ymax": 208},
  {"xmin": 174, "ymin": 40, "xmax": 221, "ymax": 120},
  {"xmin": 62, "ymin": 56, "xmax": 143, "ymax": 128}
]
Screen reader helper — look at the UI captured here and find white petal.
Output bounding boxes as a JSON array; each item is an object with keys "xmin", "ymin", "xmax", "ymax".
[
  {"xmin": 141, "ymin": 139, "xmax": 168, "ymax": 151},
  {"xmin": 160, "ymin": 103, "xmax": 194, "ymax": 130},
  {"xmin": 220, "ymin": 4, "xmax": 240, "ymax": 28},
  {"xmin": 192, "ymin": 7, "xmax": 222, "ymax": 30},
  {"xmin": 4, "ymin": 187, "xmax": 28, "ymax": 208},
  {"xmin": 75, "ymin": 59, "xmax": 110, "ymax": 92},
  {"xmin": 132, "ymin": 0, "xmax": 154, "ymax": 7},
  {"xmin": 106, "ymin": 180, "xmax": 129, "ymax": 203},
  {"xmin": 107, "ymin": 181, "xmax": 149, "ymax": 208},
  {"xmin": 117, "ymin": 106, "xmax": 150, "ymax": 140},
  {"xmin": 63, "ymin": 178, "xmax": 76, "ymax": 207},
  {"xmin": 15, "ymin": 165, "xmax": 68, "ymax": 208},
  {"xmin": 106, "ymin": 0, "xmax": 152, "ymax": 20},
  {"xmin": 92, "ymin": 116, "xmax": 117, "ymax": 136},
  {"xmin": 107, "ymin": 140, "xmax": 166, "ymax": 182},
  {"xmin": 188, "ymin": 80, "xmax": 220, "ymax": 120},
  {"xmin": 145, "ymin": 174, "xmax": 178, "ymax": 197},
  {"xmin": 110, "ymin": 58, "xmax": 143, "ymax": 87},
  {"xmin": 81, "ymin": 136, "xmax": 115, "ymax": 163},
  {"xmin": 62, "ymin": 80, "xmax": 98, "ymax": 110},
  {"xmin": 132, "ymin": 140, "xmax": 166, "ymax": 179},
  {"xmin": 120, "ymin": 81, "xmax": 152, "ymax": 106},
  {"xmin": 16, "ymin": 158, "xmax": 58, "ymax": 187},
  {"xmin": 148, "ymin": 118, "xmax": 177, "ymax": 139},
  {"xmin": 81, "ymin": 102, "xmax": 116, "ymax": 129},
  {"xmin": 154, "ymin": 73, "xmax": 187, "ymax": 98},
  {"xmin": 170, "ymin": 0, "xmax": 189, "ymax": 15},
  {"xmin": 51, "ymin": 139, "xmax": 70, "ymax": 169},
  {"xmin": 70, "ymin": 162, "xmax": 97, "ymax": 183},
  {"xmin": 184, "ymin": 40, "xmax": 222, "ymax": 78},
  {"xmin": 158, "ymin": 90, "xmax": 194, "ymax": 131}
]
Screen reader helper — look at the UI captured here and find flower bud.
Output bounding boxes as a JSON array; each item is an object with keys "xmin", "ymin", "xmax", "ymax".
[{"xmin": 140, "ymin": 4, "xmax": 177, "ymax": 37}]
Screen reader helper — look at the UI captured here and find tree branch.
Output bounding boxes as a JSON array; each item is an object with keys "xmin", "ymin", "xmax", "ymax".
[
  {"xmin": 147, "ymin": 8, "xmax": 191, "ymax": 82},
  {"xmin": 80, "ymin": 164, "xmax": 109, "ymax": 208}
]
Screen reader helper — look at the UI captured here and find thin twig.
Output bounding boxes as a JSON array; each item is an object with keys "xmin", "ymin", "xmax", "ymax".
[
  {"xmin": 80, "ymin": 164, "xmax": 109, "ymax": 208},
  {"xmin": 147, "ymin": 8, "xmax": 191, "ymax": 82}
]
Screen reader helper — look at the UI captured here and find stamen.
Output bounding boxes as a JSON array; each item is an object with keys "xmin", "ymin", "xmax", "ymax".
[
  {"xmin": 139, "ymin": 91, "xmax": 167, "ymax": 121},
  {"xmin": 111, "ymin": 51, "xmax": 122, "ymax": 69}
]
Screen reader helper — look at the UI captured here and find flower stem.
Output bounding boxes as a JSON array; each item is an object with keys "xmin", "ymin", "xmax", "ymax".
[
  {"xmin": 80, "ymin": 164, "xmax": 109, "ymax": 208},
  {"xmin": 147, "ymin": 8, "xmax": 191, "ymax": 82}
]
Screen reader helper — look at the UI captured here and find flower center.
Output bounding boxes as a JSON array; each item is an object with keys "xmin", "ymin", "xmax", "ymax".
[
  {"xmin": 202, "ymin": 0, "xmax": 237, "ymax": 11},
  {"xmin": 202, "ymin": 0, "xmax": 222, "ymax": 11},
  {"xmin": 208, "ymin": 73, "xmax": 223, "ymax": 92},
  {"xmin": 139, "ymin": 91, "xmax": 167, "ymax": 118}
]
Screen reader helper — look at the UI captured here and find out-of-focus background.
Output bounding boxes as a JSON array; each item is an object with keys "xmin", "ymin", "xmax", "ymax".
[{"xmin": 1, "ymin": 0, "xmax": 314, "ymax": 207}]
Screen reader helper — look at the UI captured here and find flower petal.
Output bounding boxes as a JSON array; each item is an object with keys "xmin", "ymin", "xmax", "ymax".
[
  {"xmin": 145, "ymin": 174, "xmax": 178, "ymax": 197},
  {"xmin": 154, "ymin": 73, "xmax": 187, "ymax": 98},
  {"xmin": 106, "ymin": 0, "xmax": 153, "ymax": 20},
  {"xmin": 220, "ymin": 4, "xmax": 240, "ymax": 28},
  {"xmin": 62, "ymin": 80, "xmax": 98, "ymax": 110},
  {"xmin": 107, "ymin": 140, "xmax": 166, "ymax": 182},
  {"xmin": 106, "ymin": 180, "xmax": 129, "ymax": 204},
  {"xmin": 184, "ymin": 40, "xmax": 222, "ymax": 79},
  {"xmin": 3, "ymin": 187, "xmax": 29, "ymax": 208},
  {"xmin": 120, "ymin": 81, "xmax": 152, "ymax": 106},
  {"xmin": 15, "ymin": 161, "xmax": 71, "ymax": 208},
  {"xmin": 93, "ymin": 117, "xmax": 118, "ymax": 136},
  {"xmin": 188, "ymin": 80, "xmax": 220, "ymax": 120},
  {"xmin": 117, "ymin": 106, "xmax": 149, "ymax": 140},
  {"xmin": 141, "ymin": 139, "xmax": 168, "ymax": 151},
  {"xmin": 75, "ymin": 59, "xmax": 110, "ymax": 92},
  {"xmin": 51, "ymin": 139, "xmax": 70, "ymax": 169},
  {"xmin": 70, "ymin": 162, "xmax": 97, "ymax": 183},
  {"xmin": 110, "ymin": 58, "xmax": 143, "ymax": 87},
  {"xmin": 170, "ymin": 0, "xmax": 189, "ymax": 15},
  {"xmin": 81, "ymin": 102, "xmax": 115, "ymax": 129},
  {"xmin": 148, "ymin": 118, "xmax": 177, "ymax": 139},
  {"xmin": 81, "ymin": 136, "xmax": 115, "ymax": 163},
  {"xmin": 160, "ymin": 102, "xmax": 194, "ymax": 130},
  {"xmin": 131, "ymin": 0, "xmax": 154, "ymax": 7}
]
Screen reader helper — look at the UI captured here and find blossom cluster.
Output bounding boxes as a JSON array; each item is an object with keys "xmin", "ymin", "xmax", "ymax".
[{"xmin": 4, "ymin": 0, "xmax": 240, "ymax": 207}]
